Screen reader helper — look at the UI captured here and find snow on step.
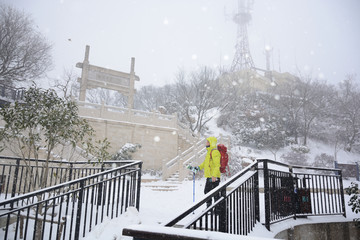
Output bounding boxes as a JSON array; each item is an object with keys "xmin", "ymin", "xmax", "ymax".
[{"xmin": 144, "ymin": 185, "xmax": 179, "ymax": 192}]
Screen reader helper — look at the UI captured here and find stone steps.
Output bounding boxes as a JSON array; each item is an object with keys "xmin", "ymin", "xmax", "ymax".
[
  {"xmin": 141, "ymin": 171, "xmax": 182, "ymax": 191},
  {"xmin": 143, "ymin": 185, "xmax": 179, "ymax": 192}
]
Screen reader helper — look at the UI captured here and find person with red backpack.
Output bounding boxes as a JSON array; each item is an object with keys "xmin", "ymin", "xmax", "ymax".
[{"xmin": 188, "ymin": 136, "xmax": 221, "ymax": 209}]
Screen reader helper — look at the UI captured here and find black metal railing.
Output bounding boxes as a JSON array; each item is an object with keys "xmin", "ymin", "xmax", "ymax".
[
  {"xmin": 0, "ymin": 156, "xmax": 127, "ymax": 199},
  {"xmin": 165, "ymin": 161, "xmax": 259, "ymax": 235},
  {"xmin": 0, "ymin": 83, "xmax": 24, "ymax": 103},
  {"xmin": 161, "ymin": 159, "xmax": 346, "ymax": 238},
  {"xmin": 261, "ymin": 159, "xmax": 346, "ymax": 230},
  {"xmin": 0, "ymin": 160, "xmax": 142, "ymax": 240}
]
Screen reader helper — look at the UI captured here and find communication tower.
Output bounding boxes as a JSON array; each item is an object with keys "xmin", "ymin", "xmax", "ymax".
[{"xmin": 230, "ymin": 0, "xmax": 255, "ymax": 72}]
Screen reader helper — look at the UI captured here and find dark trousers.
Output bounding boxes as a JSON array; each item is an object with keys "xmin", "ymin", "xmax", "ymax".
[{"xmin": 204, "ymin": 178, "xmax": 220, "ymax": 208}]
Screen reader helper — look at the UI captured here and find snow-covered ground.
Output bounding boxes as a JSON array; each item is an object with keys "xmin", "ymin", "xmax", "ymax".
[
  {"xmin": 82, "ymin": 109, "xmax": 360, "ymax": 239},
  {"xmin": 82, "ymin": 174, "xmax": 359, "ymax": 240}
]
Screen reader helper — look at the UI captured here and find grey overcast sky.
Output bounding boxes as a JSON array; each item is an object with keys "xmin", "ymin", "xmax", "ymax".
[{"xmin": 4, "ymin": 0, "xmax": 360, "ymax": 88}]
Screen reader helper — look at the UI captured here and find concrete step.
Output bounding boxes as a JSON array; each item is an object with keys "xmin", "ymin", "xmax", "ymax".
[
  {"xmin": 144, "ymin": 185, "xmax": 179, "ymax": 192},
  {"xmin": 165, "ymin": 171, "xmax": 180, "ymax": 183}
]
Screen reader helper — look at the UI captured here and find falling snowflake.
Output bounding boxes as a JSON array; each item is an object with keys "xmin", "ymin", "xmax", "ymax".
[
  {"xmin": 274, "ymin": 95, "xmax": 280, "ymax": 100},
  {"xmin": 191, "ymin": 54, "xmax": 197, "ymax": 60},
  {"xmin": 318, "ymin": 73, "xmax": 325, "ymax": 79},
  {"xmin": 163, "ymin": 18, "xmax": 169, "ymax": 25},
  {"xmin": 154, "ymin": 136, "xmax": 160, "ymax": 142},
  {"xmin": 303, "ymin": 65, "xmax": 310, "ymax": 72},
  {"xmin": 223, "ymin": 55, "xmax": 229, "ymax": 60}
]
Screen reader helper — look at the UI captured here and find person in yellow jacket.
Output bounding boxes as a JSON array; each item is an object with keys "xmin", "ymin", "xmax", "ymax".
[{"xmin": 191, "ymin": 136, "xmax": 221, "ymax": 208}]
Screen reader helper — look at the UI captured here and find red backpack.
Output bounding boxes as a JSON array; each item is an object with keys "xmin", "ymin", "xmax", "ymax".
[{"xmin": 210, "ymin": 144, "xmax": 230, "ymax": 176}]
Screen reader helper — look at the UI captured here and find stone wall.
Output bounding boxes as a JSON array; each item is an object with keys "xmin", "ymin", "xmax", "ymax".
[
  {"xmin": 0, "ymin": 102, "xmax": 197, "ymax": 171},
  {"xmin": 84, "ymin": 116, "xmax": 180, "ymax": 170}
]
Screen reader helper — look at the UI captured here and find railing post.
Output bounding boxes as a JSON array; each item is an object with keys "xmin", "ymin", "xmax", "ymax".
[
  {"xmin": 68, "ymin": 163, "xmax": 73, "ymax": 182},
  {"xmin": 11, "ymin": 158, "xmax": 20, "ymax": 198},
  {"xmin": 334, "ymin": 161, "xmax": 339, "ymax": 176},
  {"xmin": 135, "ymin": 162, "xmax": 142, "ymax": 211},
  {"xmin": 100, "ymin": 101, "xmax": 105, "ymax": 118},
  {"xmin": 263, "ymin": 160, "xmax": 271, "ymax": 231},
  {"xmin": 289, "ymin": 166, "xmax": 297, "ymax": 219},
  {"xmin": 338, "ymin": 170, "xmax": 347, "ymax": 218},
  {"xmin": 11, "ymin": 89, "xmax": 16, "ymax": 100},
  {"xmin": 219, "ymin": 188, "xmax": 227, "ymax": 233},
  {"xmin": 162, "ymin": 159, "xmax": 167, "ymax": 180},
  {"xmin": 254, "ymin": 164, "xmax": 260, "ymax": 222},
  {"xmin": 1, "ymin": 84, "xmax": 5, "ymax": 97},
  {"xmin": 74, "ymin": 179, "xmax": 85, "ymax": 240},
  {"xmin": 97, "ymin": 164, "xmax": 104, "ymax": 205},
  {"xmin": 178, "ymin": 152, "xmax": 183, "ymax": 181}
]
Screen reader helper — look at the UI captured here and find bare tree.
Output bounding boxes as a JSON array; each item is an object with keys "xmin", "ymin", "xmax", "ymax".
[
  {"xmin": 174, "ymin": 67, "xmax": 226, "ymax": 134},
  {"xmin": 270, "ymin": 77, "xmax": 303, "ymax": 144},
  {"xmin": 336, "ymin": 74, "xmax": 360, "ymax": 152},
  {"xmin": 0, "ymin": 4, "xmax": 52, "ymax": 86},
  {"xmin": 50, "ymin": 68, "xmax": 79, "ymax": 98},
  {"xmin": 297, "ymin": 76, "xmax": 335, "ymax": 145},
  {"xmin": 85, "ymin": 88, "xmax": 128, "ymax": 108},
  {"xmin": 134, "ymin": 85, "xmax": 174, "ymax": 112}
]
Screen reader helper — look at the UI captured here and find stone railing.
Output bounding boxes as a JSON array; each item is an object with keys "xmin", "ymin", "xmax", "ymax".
[
  {"xmin": 176, "ymin": 119, "xmax": 198, "ymax": 144},
  {"xmin": 77, "ymin": 101, "xmax": 177, "ymax": 128},
  {"xmin": 77, "ymin": 101, "xmax": 198, "ymax": 146},
  {"xmin": 162, "ymin": 135, "xmax": 230, "ymax": 181}
]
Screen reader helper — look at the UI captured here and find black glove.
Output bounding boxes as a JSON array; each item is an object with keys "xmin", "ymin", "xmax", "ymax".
[{"xmin": 187, "ymin": 165, "xmax": 200, "ymax": 173}]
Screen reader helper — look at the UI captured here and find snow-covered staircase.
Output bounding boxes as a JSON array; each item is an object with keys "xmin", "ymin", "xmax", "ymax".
[
  {"xmin": 162, "ymin": 136, "xmax": 230, "ymax": 181},
  {"xmin": 165, "ymin": 171, "xmax": 181, "ymax": 183},
  {"xmin": 142, "ymin": 172, "xmax": 181, "ymax": 192},
  {"xmin": 144, "ymin": 184, "xmax": 179, "ymax": 192}
]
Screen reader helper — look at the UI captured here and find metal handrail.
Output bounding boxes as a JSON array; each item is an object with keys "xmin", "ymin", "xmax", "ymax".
[
  {"xmin": 0, "ymin": 156, "xmax": 137, "ymax": 199},
  {"xmin": 0, "ymin": 160, "xmax": 142, "ymax": 240},
  {"xmin": 164, "ymin": 158, "xmax": 346, "ymax": 236},
  {"xmin": 165, "ymin": 161, "xmax": 258, "ymax": 228}
]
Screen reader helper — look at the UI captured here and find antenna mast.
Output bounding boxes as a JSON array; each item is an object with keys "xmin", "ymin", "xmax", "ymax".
[{"xmin": 230, "ymin": 0, "xmax": 255, "ymax": 72}]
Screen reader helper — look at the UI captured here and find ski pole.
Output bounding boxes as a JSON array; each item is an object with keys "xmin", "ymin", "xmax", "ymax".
[
  {"xmin": 193, "ymin": 171, "xmax": 195, "ymax": 214},
  {"xmin": 193, "ymin": 171, "xmax": 195, "ymax": 203}
]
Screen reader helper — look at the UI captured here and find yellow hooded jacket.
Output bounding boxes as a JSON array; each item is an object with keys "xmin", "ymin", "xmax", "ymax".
[{"xmin": 199, "ymin": 136, "xmax": 221, "ymax": 178}]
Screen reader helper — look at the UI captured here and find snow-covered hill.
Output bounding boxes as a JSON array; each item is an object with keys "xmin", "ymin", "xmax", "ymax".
[{"xmin": 204, "ymin": 108, "xmax": 360, "ymax": 167}]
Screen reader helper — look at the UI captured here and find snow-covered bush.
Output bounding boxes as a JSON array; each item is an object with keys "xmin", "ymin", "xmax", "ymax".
[
  {"xmin": 313, "ymin": 153, "xmax": 334, "ymax": 168},
  {"xmin": 291, "ymin": 144, "xmax": 310, "ymax": 154},
  {"xmin": 281, "ymin": 151, "xmax": 309, "ymax": 166},
  {"xmin": 112, "ymin": 143, "xmax": 141, "ymax": 160},
  {"xmin": 345, "ymin": 182, "xmax": 360, "ymax": 228},
  {"xmin": 0, "ymin": 86, "xmax": 109, "ymax": 166}
]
